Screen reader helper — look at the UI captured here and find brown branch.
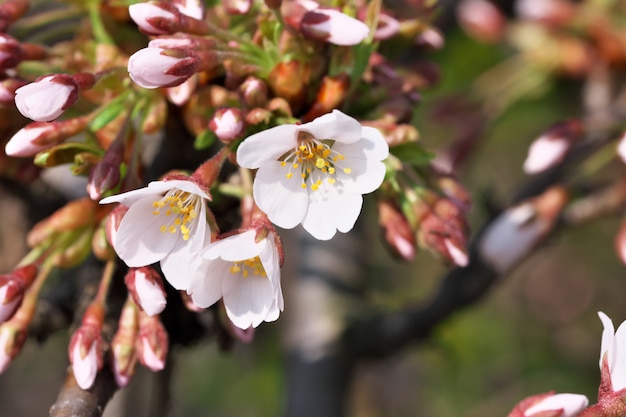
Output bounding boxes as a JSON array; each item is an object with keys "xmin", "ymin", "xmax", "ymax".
[{"xmin": 49, "ymin": 366, "xmax": 117, "ymax": 417}]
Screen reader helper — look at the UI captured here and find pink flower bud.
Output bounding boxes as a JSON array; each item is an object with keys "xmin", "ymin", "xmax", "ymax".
[
  {"xmin": 166, "ymin": 75, "xmax": 197, "ymax": 106},
  {"xmin": 125, "ymin": 267, "xmax": 167, "ymax": 317},
  {"xmin": 14, "ymin": 74, "xmax": 79, "ymax": 122},
  {"xmin": 70, "ymin": 333, "xmax": 100, "ymax": 390},
  {"xmin": 128, "ymin": 47, "xmax": 198, "ymax": 89},
  {"xmin": 86, "ymin": 139, "xmax": 124, "ymax": 200},
  {"xmin": 378, "ymin": 199, "xmax": 416, "ymax": 262},
  {"xmin": 136, "ymin": 313, "xmax": 168, "ymax": 372},
  {"xmin": 515, "ymin": 0, "xmax": 574, "ymax": 25},
  {"xmin": 5, "ymin": 118, "xmax": 88, "ymax": 157},
  {"xmin": 300, "ymin": 9, "xmax": 370, "ymax": 46},
  {"xmin": 0, "ymin": 265, "xmax": 37, "ymax": 324},
  {"xmin": 110, "ymin": 298, "xmax": 139, "ymax": 387},
  {"xmin": 456, "ymin": 0, "xmax": 505, "ymax": 43},
  {"xmin": 507, "ymin": 392, "xmax": 588, "ymax": 417},
  {"xmin": 523, "ymin": 120, "xmax": 583, "ymax": 175},
  {"xmin": 68, "ymin": 306, "xmax": 104, "ymax": 390},
  {"xmin": 240, "ymin": 76, "xmax": 268, "ymax": 108},
  {"xmin": 0, "ymin": 0, "xmax": 30, "ymax": 32},
  {"xmin": 172, "ymin": 0, "xmax": 205, "ymax": 19},
  {"xmin": 209, "ymin": 108, "xmax": 244, "ymax": 144},
  {"xmin": 129, "ymin": 2, "xmax": 177, "ymax": 35},
  {"xmin": 373, "ymin": 13, "xmax": 400, "ymax": 41}
]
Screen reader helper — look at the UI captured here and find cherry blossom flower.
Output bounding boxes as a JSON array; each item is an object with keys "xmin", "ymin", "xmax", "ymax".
[
  {"xmin": 187, "ymin": 230, "xmax": 283, "ymax": 329},
  {"xmin": 99, "ymin": 178, "xmax": 213, "ymax": 283},
  {"xmin": 14, "ymin": 74, "xmax": 78, "ymax": 122},
  {"xmin": 598, "ymin": 311, "xmax": 626, "ymax": 392},
  {"xmin": 237, "ymin": 110, "xmax": 388, "ymax": 240},
  {"xmin": 300, "ymin": 9, "xmax": 370, "ymax": 45}
]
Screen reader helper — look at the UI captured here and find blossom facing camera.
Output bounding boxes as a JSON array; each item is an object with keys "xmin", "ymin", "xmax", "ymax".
[
  {"xmin": 237, "ymin": 110, "xmax": 389, "ymax": 240},
  {"xmin": 300, "ymin": 9, "xmax": 370, "ymax": 45},
  {"xmin": 188, "ymin": 230, "xmax": 283, "ymax": 330},
  {"xmin": 99, "ymin": 178, "xmax": 213, "ymax": 289},
  {"xmin": 128, "ymin": 47, "xmax": 196, "ymax": 89},
  {"xmin": 14, "ymin": 75, "xmax": 78, "ymax": 122},
  {"xmin": 507, "ymin": 391, "xmax": 589, "ymax": 417}
]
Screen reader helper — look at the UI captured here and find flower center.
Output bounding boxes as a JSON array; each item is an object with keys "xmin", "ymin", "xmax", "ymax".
[
  {"xmin": 229, "ymin": 256, "xmax": 267, "ymax": 278},
  {"xmin": 152, "ymin": 189, "xmax": 199, "ymax": 241},
  {"xmin": 280, "ymin": 132, "xmax": 351, "ymax": 191}
]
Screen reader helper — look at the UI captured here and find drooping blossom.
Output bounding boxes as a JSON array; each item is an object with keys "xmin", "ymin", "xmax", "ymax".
[
  {"xmin": 187, "ymin": 230, "xmax": 283, "ymax": 329},
  {"xmin": 237, "ymin": 110, "xmax": 389, "ymax": 240},
  {"xmin": 598, "ymin": 312, "xmax": 626, "ymax": 392},
  {"xmin": 507, "ymin": 391, "xmax": 589, "ymax": 417},
  {"xmin": 99, "ymin": 178, "xmax": 213, "ymax": 287},
  {"xmin": 14, "ymin": 74, "xmax": 79, "ymax": 122},
  {"xmin": 300, "ymin": 9, "xmax": 370, "ymax": 45}
]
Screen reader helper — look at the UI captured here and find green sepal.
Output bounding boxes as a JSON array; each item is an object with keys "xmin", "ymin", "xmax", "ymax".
[
  {"xmin": 194, "ymin": 129, "xmax": 217, "ymax": 150},
  {"xmin": 34, "ymin": 142, "xmax": 103, "ymax": 169}
]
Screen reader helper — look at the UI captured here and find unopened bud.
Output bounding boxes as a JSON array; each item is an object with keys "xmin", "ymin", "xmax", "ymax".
[
  {"xmin": 129, "ymin": 2, "xmax": 209, "ymax": 36},
  {"xmin": 515, "ymin": 0, "xmax": 574, "ymax": 25},
  {"xmin": 92, "ymin": 218, "xmax": 116, "ymax": 262},
  {"xmin": 437, "ymin": 176, "xmax": 472, "ymax": 213},
  {"xmin": 417, "ymin": 198, "xmax": 470, "ymax": 267},
  {"xmin": 302, "ymin": 74, "xmax": 350, "ymax": 122},
  {"xmin": 300, "ymin": 9, "xmax": 369, "ymax": 45},
  {"xmin": 245, "ymin": 108, "xmax": 272, "ymax": 125},
  {"xmin": 129, "ymin": 2, "xmax": 178, "ymax": 35},
  {"xmin": 209, "ymin": 108, "xmax": 244, "ymax": 144},
  {"xmin": 456, "ymin": 0, "xmax": 505, "ymax": 43},
  {"xmin": 478, "ymin": 186, "xmax": 568, "ymax": 273},
  {"xmin": 0, "ymin": 0, "xmax": 30, "ymax": 32},
  {"xmin": 0, "ymin": 264, "xmax": 37, "ymax": 324},
  {"xmin": 136, "ymin": 312, "xmax": 168, "ymax": 372},
  {"xmin": 110, "ymin": 298, "xmax": 139, "ymax": 387},
  {"xmin": 0, "ymin": 77, "xmax": 26, "ymax": 105},
  {"xmin": 5, "ymin": 117, "xmax": 88, "ymax": 157},
  {"xmin": 68, "ymin": 304, "xmax": 104, "ymax": 390},
  {"xmin": 239, "ymin": 76, "xmax": 268, "ymax": 108},
  {"xmin": 415, "ymin": 27, "xmax": 445, "ymax": 50},
  {"xmin": 378, "ymin": 199, "xmax": 416, "ymax": 262},
  {"xmin": 125, "ymin": 267, "xmax": 167, "ymax": 317},
  {"xmin": 172, "ymin": 0, "xmax": 205, "ymax": 20},
  {"xmin": 87, "ymin": 139, "xmax": 124, "ymax": 200},
  {"xmin": 617, "ymin": 130, "xmax": 626, "ymax": 164},
  {"xmin": 507, "ymin": 392, "xmax": 589, "ymax": 417},
  {"xmin": 0, "ymin": 34, "xmax": 22, "ymax": 70},
  {"xmin": 374, "ymin": 13, "xmax": 400, "ymax": 41},
  {"xmin": 523, "ymin": 119, "xmax": 583, "ymax": 174},
  {"xmin": 15, "ymin": 73, "xmax": 94, "ymax": 122},
  {"xmin": 27, "ymin": 198, "xmax": 97, "ymax": 247},
  {"xmin": 166, "ymin": 75, "xmax": 197, "ymax": 106},
  {"xmin": 268, "ymin": 61, "xmax": 306, "ymax": 112}
]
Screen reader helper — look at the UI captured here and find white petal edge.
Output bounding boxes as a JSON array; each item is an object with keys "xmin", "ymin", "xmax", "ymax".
[
  {"xmin": 298, "ymin": 110, "xmax": 362, "ymax": 144},
  {"xmin": 236, "ymin": 124, "xmax": 298, "ymax": 169}
]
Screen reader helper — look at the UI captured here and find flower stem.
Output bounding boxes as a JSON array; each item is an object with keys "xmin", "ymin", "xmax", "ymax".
[{"xmin": 87, "ymin": 1, "xmax": 115, "ymax": 45}]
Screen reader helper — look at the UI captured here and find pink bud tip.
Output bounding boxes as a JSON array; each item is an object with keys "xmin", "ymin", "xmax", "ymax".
[
  {"xmin": 71, "ymin": 338, "xmax": 99, "ymax": 390},
  {"xmin": 140, "ymin": 337, "xmax": 165, "ymax": 371},
  {"xmin": 128, "ymin": 47, "xmax": 190, "ymax": 89},
  {"xmin": 300, "ymin": 9, "xmax": 370, "ymax": 46},
  {"xmin": 14, "ymin": 75, "xmax": 77, "ymax": 122},
  {"xmin": 129, "ymin": 3, "xmax": 176, "ymax": 35}
]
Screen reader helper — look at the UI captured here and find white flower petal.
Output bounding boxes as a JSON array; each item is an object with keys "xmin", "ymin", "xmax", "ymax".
[
  {"xmin": 301, "ymin": 183, "xmax": 363, "ymax": 240},
  {"xmin": 524, "ymin": 393, "xmax": 589, "ymax": 417},
  {"xmin": 253, "ymin": 161, "xmax": 309, "ymax": 229},
  {"xmin": 113, "ymin": 197, "xmax": 179, "ymax": 266},
  {"xmin": 222, "ymin": 273, "xmax": 275, "ymax": 329},
  {"xmin": 135, "ymin": 272, "xmax": 166, "ymax": 316},
  {"xmin": 188, "ymin": 259, "xmax": 226, "ymax": 308},
  {"xmin": 71, "ymin": 340, "xmax": 98, "ymax": 390},
  {"xmin": 204, "ymin": 230, "xmax": 262, "ymax": 261},
  {"xmin": 334, "ymin": 157, "xmax": 386, "ymax": 195},
  {"xmin": 298, "ymin": 110, "xmax": 362, "ymax": 144},
  {"xmin": 236, "ymin": 124, "xmax": 298, "ymax": 168},
  {"xmin": 161, "ymin": 244, "xmax": 207, "ymax": 290},
  {"xmin": 599, "ymin": 311, "xmax": 616, "ymax": 371},
  {"xmin": 612, "ymin": 318, "xmax": 626, "ymax": 390}
]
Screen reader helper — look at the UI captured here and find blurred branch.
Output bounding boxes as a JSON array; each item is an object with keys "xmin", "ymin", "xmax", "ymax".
[{"xmin": 49, "ymin": 366, "xmax": 117, "ymax": 417}]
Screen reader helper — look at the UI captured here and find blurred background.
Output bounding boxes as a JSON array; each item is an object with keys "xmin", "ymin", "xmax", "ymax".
[{"xmin": 1, "ymin": 0, "xmax": 626, "ymax": 416}]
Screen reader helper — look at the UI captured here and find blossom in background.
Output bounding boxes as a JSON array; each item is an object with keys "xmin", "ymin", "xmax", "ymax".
[
  {"xmin": 522, "ymin": 119, "xmax": 583, "ymax": 175},
  {"xmin": 507, "ymin": 391, "xmax": 589, "ymax": 417},
  {"xmin": 237, "ymin": 110, "xmax": 388, "ymax": 240},
  {"xmin": 100, "ymin": 178, "xmax": 213, "ymax": 286},
  {"xmin": 14, "ymin": 74, "xmax": 78, "ymax": 122},
  {"xmin": 209, "ymin": 108, "xmax": 244, "ymax": 143},
  {"xmin": 187, "ymin": 230, "xmax": 283, "ymax": 329},
  {"xmin": 598, "ymin": 311, "xmax": 626, "ymax": 392},
  {"xmin": 300, "ymin": 9, "xmax": 370, "ymax": 45}
]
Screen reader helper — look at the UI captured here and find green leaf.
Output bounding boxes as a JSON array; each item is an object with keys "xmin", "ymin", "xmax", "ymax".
[
  {"xmin": 34, "ymin": 142, "xmax": 103, "ymax": 168},
  {"xmin": 194, "ymin": 129, "xmax": 217, "ymax": 150},
  {"xmin": 390, "ymin": 142, "xmax": 436, "ymax": 166},
  {"xmin": 90, "ymin": 93, "xmax": 129, "ymax": 131}
]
